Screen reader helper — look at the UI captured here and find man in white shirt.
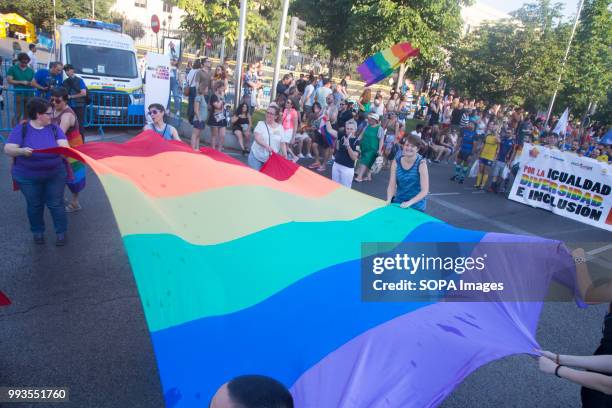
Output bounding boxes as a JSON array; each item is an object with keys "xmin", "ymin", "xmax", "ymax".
[
  {"xmin": 301, "ymin": 75, "xmax": 316, "ymax": 117},
  {"xmin": 27, "ymin": 44, "xmax": 37, "ymax": 70}
]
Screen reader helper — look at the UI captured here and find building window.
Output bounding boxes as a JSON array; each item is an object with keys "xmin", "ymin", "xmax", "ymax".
[
  {"xmin": 163, "ymin": 1, "xmax": 173, "ymax": 12},
  {"xmin": 134, "ymin": 0, "xmax": 146, "ymax": 8}
]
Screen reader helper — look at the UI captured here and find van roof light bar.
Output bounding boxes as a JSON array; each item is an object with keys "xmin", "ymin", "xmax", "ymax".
[{"xmin": 66, "ymin": 18, "xmax": 122, "ymax": 33}]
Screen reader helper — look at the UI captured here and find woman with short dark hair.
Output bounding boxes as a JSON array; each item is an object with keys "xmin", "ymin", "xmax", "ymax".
[{"xmin": 4, "ymin": 97, "xmax": 70, "ymax": 245}]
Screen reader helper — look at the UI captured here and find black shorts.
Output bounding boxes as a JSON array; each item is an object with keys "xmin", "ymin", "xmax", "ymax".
[{"xmin": 313, "ymin": 131, "xmax": 331, "ymax": 148}]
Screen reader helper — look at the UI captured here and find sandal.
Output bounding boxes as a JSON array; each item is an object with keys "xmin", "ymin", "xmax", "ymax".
[
  {"xmin": 308, "ymin": 162, "xmax": 321, "ymax": 169},
  {"xmin": 316, "ymin": 166, "xmax": 326, "ymax": 172},
  {"xmin": 65, "ymin": 203, "xmax": 82, "ymax": 213}
]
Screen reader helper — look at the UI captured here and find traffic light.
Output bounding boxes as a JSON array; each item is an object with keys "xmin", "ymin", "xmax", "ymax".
[{"xmin": 288, "ymin": 16, "xmax": 306, "ymax": 50}]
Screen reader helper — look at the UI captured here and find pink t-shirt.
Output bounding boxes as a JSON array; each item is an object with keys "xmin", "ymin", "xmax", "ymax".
[{"xmin": 282, "ymin": 108, "xmax": 298, "ymax": 130}]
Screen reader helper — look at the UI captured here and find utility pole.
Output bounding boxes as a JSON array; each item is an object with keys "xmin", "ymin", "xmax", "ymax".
[
  {"xmin": 544, "ymin": 0, "xmax": 585, "ymax": 128},
  {"xmin": 92, "ymin": 0, "xmax": 95, "ymax": 19},
  {"xmin": 234, "ymin": 0, "xmax": 248, "ymax": 107},
  {"xmin": 271, "ymin": 0, "xmax": 289, "ymax": 102},
  {"xmin": 52, "ymin": 0, "xmax": 57, "ymax": 36}
]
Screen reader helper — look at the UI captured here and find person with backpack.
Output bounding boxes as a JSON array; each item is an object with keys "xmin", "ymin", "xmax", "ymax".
[
  {"xmin": 61, "ymin": 64, "xmax": 88, "ymax": 136},
  {"xmin": 3, "ymin": 97, "xmax": 70, "ymax": 246}
]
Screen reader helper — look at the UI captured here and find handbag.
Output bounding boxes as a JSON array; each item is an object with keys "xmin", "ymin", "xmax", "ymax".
[{"xmin": 370, "ymin": 155, "xmax": 384, "ymax": 174}]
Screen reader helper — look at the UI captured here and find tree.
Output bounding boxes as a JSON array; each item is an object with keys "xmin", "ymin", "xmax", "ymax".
[
  {"xmin": 350, "ymin": 0, "xmax": 471, "ymax": 81},
  {"xmin": 177, "ymin": 0, "xmax": 282, "ymax": 50},
  {"xmin": 558, "ymin": 0, "xmax": 612, "ymax": 121},
  {"xmin": 0, "ymin": 0, "xmax": 112, "ymax": 32},
  {"xmin": 448, "ymin": 1, "xmax": 570, "ymax": 111},
  {"xmin": 290, "ymin": 0, "xmax": 354, "ymax": 77}
]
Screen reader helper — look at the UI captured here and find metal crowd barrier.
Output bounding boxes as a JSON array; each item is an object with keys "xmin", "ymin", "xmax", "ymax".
[
  {"xmin": 0, "ymin": 88, "xmax": 37, "ymax": 141},
  {"xmin": 83, "ymin": 90, "xmax": 145, "ymax": 135}
]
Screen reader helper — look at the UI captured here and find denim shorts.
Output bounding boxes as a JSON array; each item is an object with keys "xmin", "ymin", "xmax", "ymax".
[{"xmin": 193, "ymin": 120, "xmax": 206, "ymax": 130}]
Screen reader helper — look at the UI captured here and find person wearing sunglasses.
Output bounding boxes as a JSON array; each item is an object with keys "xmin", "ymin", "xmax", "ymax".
[
  {"xmin": 4, "ymin": 97, "xmax": 70, "ymax": 245},
  {"xmin": 248, "ymin": 105, "xmax": 282, "ymax": 170},
  {"xmin": 144, "ymin": 104, "xmax": 181, "ymax": 142},
  {"xmin": 51, "ymin": 88, "xmax": 85, "ymax": 213}
]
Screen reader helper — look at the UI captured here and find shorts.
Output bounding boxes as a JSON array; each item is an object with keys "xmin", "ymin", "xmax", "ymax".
[
  {"xmin": 491, "ymin": 160, "xmax": 507, "ymax": 178},
  {"xmin": 457, "ymin": 150, "xmax": 472, "ymax": 162},
  {"xmin": 313, "ymin": 131, "xmax": 332, "ymax": 148},
  {"xmin": 282, "ymin": 128, "xmax": 294, "ymax": 143},
  {"xmin": 384, "ymin": 134, "xmax": 395, "ymax": 149},
  {"xmin": 479, "ymin": 158, "xmax": 493, "ymax": 167},
  {"xmin": 193, "ymin": 120, "xmax": 206, "ymax": 130},
  {"xmin": 295, "ymin": 132, "xmax": 310, "ymax": 142},
  {"xmin": 208, "ymin": 111, "xmax": 227, "ymax": 128}
]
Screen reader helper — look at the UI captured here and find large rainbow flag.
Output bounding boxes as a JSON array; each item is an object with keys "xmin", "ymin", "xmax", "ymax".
[{"xmin": 45, "ymin": 131, "xmax": 581, "ymax": 407}]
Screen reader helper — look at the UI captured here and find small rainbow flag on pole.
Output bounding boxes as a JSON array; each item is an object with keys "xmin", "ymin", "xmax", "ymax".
[{"xmin": 357, "ymin": 42, "xmax": 420, "ymax": 87}]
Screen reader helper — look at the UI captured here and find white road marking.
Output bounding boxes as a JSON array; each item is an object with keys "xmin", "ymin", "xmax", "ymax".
[
  {"xmin": 587, "ymin": 243, "xmax": 612, "ymax": 257},
  {"xmin": 429, "ymin": 196, "xmax": 535, "ymax": 236}
]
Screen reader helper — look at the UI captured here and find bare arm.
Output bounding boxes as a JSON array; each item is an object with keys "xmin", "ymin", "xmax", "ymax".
[
  {"xmin": 4, "ymin": 143, "xmax": 32, "ymax": 157},
  {"xmin": 58, "ymin": 112, "xmax": 75, "ymax": 134},
  {"xmin": 170, "ymin": 127, "xmax": 181, "ymax": 142},
  {"xmin": 386, "ymin": 159, "xmax": 397, "ymax": 203},
  {"xmin": 7, "ymin": 75, "xmax": 30, "ymax": 87},
  {"xmin": 539, "ymin": 356, "xmax": 612, "ymax": 395},
  {"xmin": 31, "ymin": 77, "xmax": 47, "ymax": 91},
  {"xmin": 400, "ymin": 160, "xmax": 429, "ymax": 208}
]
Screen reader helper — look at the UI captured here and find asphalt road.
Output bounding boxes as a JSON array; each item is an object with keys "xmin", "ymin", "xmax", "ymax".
[{"xmin": 1, "ymin": 131, "xmax": 610, "ymax": 408}]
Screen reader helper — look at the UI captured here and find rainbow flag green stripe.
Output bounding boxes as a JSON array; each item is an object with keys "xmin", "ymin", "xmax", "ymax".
[{"xmin": 125, "ymin": 204, "xmax": 434, "ymax": 332}]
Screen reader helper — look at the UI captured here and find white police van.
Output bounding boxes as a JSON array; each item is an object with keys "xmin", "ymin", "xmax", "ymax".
[{"xmin": 55, "ymin": 19, "xmax": 144, "ymax": 123}]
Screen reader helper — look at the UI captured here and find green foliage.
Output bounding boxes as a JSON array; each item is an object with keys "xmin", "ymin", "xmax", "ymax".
[
  {"xmin": 448, "ymin": 0, "xmax": 570, "ymax": 112},
  {"xmin": 177, "ymin": 0, "xmax": 281, "ymax": 48},
  {"xmin": 558, "ymin": 0, "xmax": 611, "ymax": 121},
  {"xmin": 0, "ymin": 0, "xmax": 112, "ymax": 32}
]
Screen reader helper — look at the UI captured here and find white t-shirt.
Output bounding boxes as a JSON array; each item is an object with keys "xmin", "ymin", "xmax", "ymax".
[
  {"xmin": 186, "ymin": 68, "xmax": 200, "ymax": 88},
  {"xmin": 27, "ymin": 50, "xmax": 37, "ymax": 70},
  {"xmin": 251, "ymin": 121, "xmax": 283, "ymax": 162},
  {"xmin": 304, "ymin": 84, "xmax": 315, "ymax": 106},
  {"xmin": 315, "ymin": 87, "xmax": 332, "ymax": 109}
]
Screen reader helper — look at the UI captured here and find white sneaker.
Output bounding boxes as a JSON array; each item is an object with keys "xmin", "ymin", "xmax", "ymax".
[
  {"xmin": 306, "ymin": 153, "xmax": 313, "ymax": 159},
  {"xmin": 298, "ymin": 153, "xmax": 305, "ymax": 158}
]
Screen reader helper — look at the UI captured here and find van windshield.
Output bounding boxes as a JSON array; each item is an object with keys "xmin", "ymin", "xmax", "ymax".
[{"xmin": 66, "ymin": 44, "xmax": 138, "ymax": 79}]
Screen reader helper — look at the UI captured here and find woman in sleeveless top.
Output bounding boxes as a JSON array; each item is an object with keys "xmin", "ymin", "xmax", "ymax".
[
  {"xmin": 386, "ymin": 133, "xmax": 429, "ymax": 212},
  {"xmin": 231, "ymin": 102, "xmax": 252, "ymax": 155},
  {"xmin": 51, "ymin": 88, "xmax": 85, "ymax": 212},
  {"xmin": 144, "ymin": 103, "xmax": 180, "ymax": 142}
]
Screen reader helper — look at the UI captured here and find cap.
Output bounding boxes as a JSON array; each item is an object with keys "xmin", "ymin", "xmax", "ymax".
[{"xmin": 368, "ymin": 112, "xmax": 380, "ymax": 121}]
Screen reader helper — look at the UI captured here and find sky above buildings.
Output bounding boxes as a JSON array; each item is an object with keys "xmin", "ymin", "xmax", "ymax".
[{"xmin": 479, "ymin": 0, "xmax": 580, "ymax": 19}]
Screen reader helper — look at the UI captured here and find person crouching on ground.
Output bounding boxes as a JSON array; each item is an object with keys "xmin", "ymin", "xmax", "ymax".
[
  {"xmin": 386, "ymin": 134, "xmax": 429, "ymax": 212},
  {"xmin": 144, "ymin": 104, "xmax": 181, "ymax": 141},
  {"xmin": 4, "ymin": 97, "xmax": 70, "ymax": 245}
]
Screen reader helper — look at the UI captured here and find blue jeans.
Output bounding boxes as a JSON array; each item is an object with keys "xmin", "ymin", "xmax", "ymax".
[
  {"xmin": 168, "ymin": 77, "xmax": 181, "ymax": 114},
  {"xmin": 15, "ymin": 167, "xmax": 68, "ymax": 234}
]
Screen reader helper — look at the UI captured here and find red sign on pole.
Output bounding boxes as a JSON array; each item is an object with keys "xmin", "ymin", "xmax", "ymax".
[
  {"xmin": 151, "ymin": 15, "xmax": 160, "ymax": 33},
  {"xmin": 205, "ymin": 38, "xmax": 213, "ymax": 49}
]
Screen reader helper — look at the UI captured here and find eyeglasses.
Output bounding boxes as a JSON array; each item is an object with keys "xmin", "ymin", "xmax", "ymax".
[
  {"xmin": 51, "ymin": 98, "xmax": 63, "ymax": 103},
  {"xmin": 42, "ymin": 111, "xmax": 53, "ymax": 116},
  {"xmin": 148, "ymin": 110, "xmax": 160, "ymax": 115},
  {"xmin": 266, "ymin": 111, "xmax": 276, "ymax": 115}
]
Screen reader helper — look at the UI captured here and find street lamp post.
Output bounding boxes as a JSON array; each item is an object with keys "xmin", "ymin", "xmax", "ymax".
[
  {"xmin": 234, "ymin": 0, "xmax": 248, "ymax": 107},
  {"xmin": 271, "ymin": 0, "xmax": 290, "ymax": 102}
]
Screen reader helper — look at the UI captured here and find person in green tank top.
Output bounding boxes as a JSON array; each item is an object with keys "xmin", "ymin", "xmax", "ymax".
[{"xmin": 355, "ymin": 112, "xmax": 384, "ymax": 182}]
